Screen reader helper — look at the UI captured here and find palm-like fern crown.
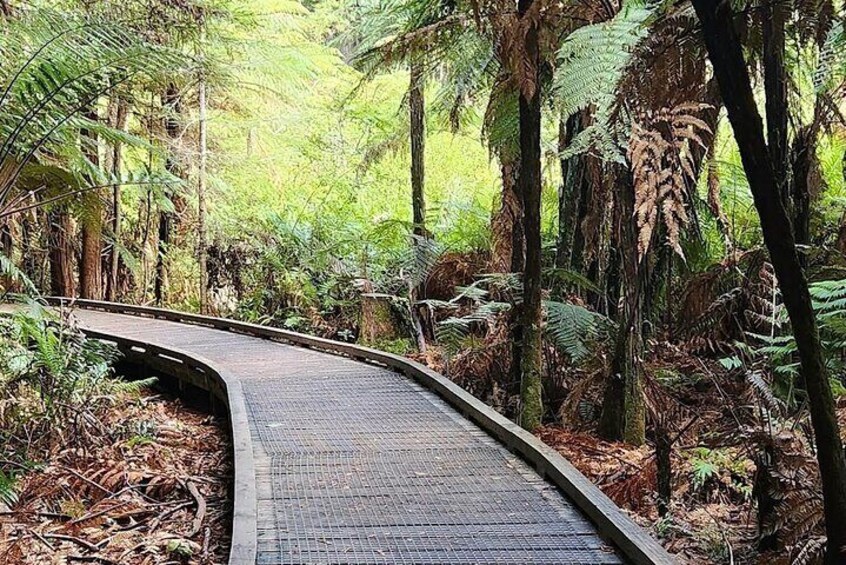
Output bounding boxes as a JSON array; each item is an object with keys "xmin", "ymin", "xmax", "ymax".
[{"xmin": 0, "ymin": 7, "xmax": 187, "ymax": 210}]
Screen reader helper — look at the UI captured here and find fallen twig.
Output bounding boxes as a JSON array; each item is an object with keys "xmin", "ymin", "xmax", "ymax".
[{"xmin": 186, "ymin": 481, "xmax": 206, "ymax": 537}]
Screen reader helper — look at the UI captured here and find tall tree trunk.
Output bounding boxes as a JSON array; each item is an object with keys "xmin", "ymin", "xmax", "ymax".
[
  {"xmin": 410, "ymin": 61, "xmax": 426, "ymax": 238},
  {"xmin": 198, "ymin": 74, "xmax": 209, "ymax": 313},
  {"xmin": 517, "ymin": 0, "xmax": 543, "ymax": 431},
  {"xmin": 48, "ymin": 207, "xmax": 75, "ymax": 296},
  {"xmin": 107, "ymin": 98, "xmax": 128, "ymax": 302},
  {"xmin": 693, "ymin": 3, "xmax": 846, "ymax": 561},
  {"xmin": 490, "ymin": 153, "xmax": 520, "ymax": 273},
  {"xmin": 599, "ymin": 167, "xmax": 645, "ymax": 445},
  {"xmin": 763, "ymin": 1, "xmax": 790, "ymax": 214},
  {"xmin": 80, "ymin": 110, "xmax": 102, "ymax": 300},
  {"xmin": 156, "ymin": 84, "xmax": 180, "ymax": 306},
  {"xmin": 556, "ymin": 112, "xmax": 592, "ymax": 273}
]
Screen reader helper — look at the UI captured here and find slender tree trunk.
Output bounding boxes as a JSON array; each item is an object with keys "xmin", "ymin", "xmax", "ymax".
[
  {"xmin": 156, "ymin": 84, "xmax": 180, "ymax": 306},
  {"xmin": 80, "ymin": 110, "xmax": 102, "ymax": 300},
  {"xmin": 48, "ymin": 207, "xmax": 75, "ymax": 297},
  {"xmin": 763, "ymin": 1, "xmax": 790, "ymax": 214},
  {"xmin": 491, "ymin": 154, "xmax": 520, "ymax": 273},
  {"xmin": 410, "ymin": 61, "xmax": 426, "ymax": 237},
  {"xmin": 556, "ymin": 112, "xmax": 591, "ymax": 273},
  {"xmin": 693, "ymin": 3, "xmax": 846, "ymax": 560},
  {"xmin": 517, "ymin": 0, "xmax": 543, "ymax": 430},
  {"xmin": 107, "ymin": 98, "xmax": 128, "ymax": 302},
  {"xmin": 599, "ymin": 167, "xmax": 645, "ymax": 445},
  {"xmin": 198, "ymin": 74, "xmax": 209, "ymax": 313}
]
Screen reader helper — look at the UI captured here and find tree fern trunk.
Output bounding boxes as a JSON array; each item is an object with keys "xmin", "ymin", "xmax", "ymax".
[
  {"xmin": 490, "ymin": 154, "xmax": 519, "ymax": 273},
  {"xmin": 693, "ymin": 3, "xmax": 846, "ymax": 561},
  {"xmin": 763, "ymin": 1, "xmax": 790, "ymax": 214},
  {"xmin": 517, "ymin": 0, "xmax": 543, "ymax": 431},
  {"xmin": 599, "ymin": 166, "xmax": 645, "ymax": 445}
]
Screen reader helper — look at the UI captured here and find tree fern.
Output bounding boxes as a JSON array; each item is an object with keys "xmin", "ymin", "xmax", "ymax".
[{"xmin": 553, "ymin": 5, "xmax": 654, "ymax": 161}]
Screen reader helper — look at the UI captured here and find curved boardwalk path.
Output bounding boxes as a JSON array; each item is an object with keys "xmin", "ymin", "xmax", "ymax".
[{"xmin": 70, "ymin": 306, "xmax": 662, "ymax": 565}]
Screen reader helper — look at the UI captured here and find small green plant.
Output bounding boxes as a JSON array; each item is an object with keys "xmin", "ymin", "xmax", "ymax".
[
  {"xmin": 0, "ymin": 471, "xmax": 18, "ymax": 509},
  {"xmin": 687, "ymin": 447, "xmax": 752, "ymax": 501}
]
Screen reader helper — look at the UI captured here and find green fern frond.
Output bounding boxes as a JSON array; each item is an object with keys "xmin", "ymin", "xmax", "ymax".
[
  {"xmin": 543, "ymin": 300, "xmax": 609, "ymax": 363},
  {"xmin": 553, "ymin": 5, "xmax": 653, "ymax": 160}
]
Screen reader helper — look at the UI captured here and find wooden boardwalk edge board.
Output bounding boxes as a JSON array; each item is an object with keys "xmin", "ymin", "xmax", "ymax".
[
  {"xmin": 49, "ymin": 297, "xmax": 675, "ymax": 565},
  {"xmin": 79, "ymin": 327, "xmax": 258, "ymax": 565}
]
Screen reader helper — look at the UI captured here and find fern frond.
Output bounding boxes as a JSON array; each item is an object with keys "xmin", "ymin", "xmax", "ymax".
[{"xmin": 544, "ymin": 300, "xmax": 609, "ymax": 363}]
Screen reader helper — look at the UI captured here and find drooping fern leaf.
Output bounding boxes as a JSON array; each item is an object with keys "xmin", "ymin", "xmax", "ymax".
[{"xmin": 544, "ymin": 300, "xmax": 609, "ymax": 363}]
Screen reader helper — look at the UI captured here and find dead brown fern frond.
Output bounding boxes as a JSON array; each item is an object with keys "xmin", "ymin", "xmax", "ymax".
[{"xmin": 629, "ymin": 102, "xmax": 712, "ymax": 258}]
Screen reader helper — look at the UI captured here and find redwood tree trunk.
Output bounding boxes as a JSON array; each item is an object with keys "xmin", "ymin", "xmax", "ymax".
[
  {"xmin": 79, "ymin": 110, "xmax": 102, "ymax": 300},
  {"xmin": 517, "ymin": 0, "xmax": 543, "ymax": 430},
  {"xmin": 693, "ymin": 2, "xmax": 846, "ymax": 560},
  {"xmin": 107, "ymin": 98, "xmax": 128, "ymax": 302}
]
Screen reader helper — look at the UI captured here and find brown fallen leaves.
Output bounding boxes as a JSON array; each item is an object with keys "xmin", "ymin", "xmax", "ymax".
[{"xmin": 0, "ymin": 391, "xmax": 231, "ymax": 564}]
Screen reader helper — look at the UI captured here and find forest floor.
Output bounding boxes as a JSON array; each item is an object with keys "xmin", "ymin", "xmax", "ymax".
[
  {"xmin": 0, "ymin": 390, "xmax": 231, "ymax": 565},
  {"xmin": 537, "ymin": 425, "xmax": 755, "ymax": 564}
]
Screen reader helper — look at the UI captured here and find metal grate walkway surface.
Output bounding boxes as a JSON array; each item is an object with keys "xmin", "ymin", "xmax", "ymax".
[{"xmin": 74, "ymin": 309, "xmax": 623, "ymax": 564}]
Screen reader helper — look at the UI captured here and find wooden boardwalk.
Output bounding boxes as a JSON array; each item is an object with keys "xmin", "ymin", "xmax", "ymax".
[{"xmin": 73, "ymin": 307, "xmax": 635, "ymax": 564}]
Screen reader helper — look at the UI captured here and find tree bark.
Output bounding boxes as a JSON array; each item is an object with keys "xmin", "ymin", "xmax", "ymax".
[
  {"xmin": 156, "ymin": 84, "xmax": 180, "ymax": 306},
  {"xmin": 693, "ymin": 2, "xmax": 846, "ymax": 560},
  {"xmin": 490, "ymin": 154, "xmax": 520, "ymax": 273},
  {"xmin": 517, "ymin": 0, "xmax": 543, "ymax": 431},
  {"xmin": 198, "ymin": 74, "xmax": 209, "ymax": 313},
  {"xmin": 107, "ymin": 98, "xmax": 128, "ymax": 302},
  {"xmin": 763, "ymin": 1, "xmax": 790, "ymax": 214},
  {"xmin": 79, "ymin": 110, "xmax": 102, "ymax": 300},
  {"xmin": 599, "ymin": 166, "xmax": 645, "ymax": 445},
  {"xmin": 556, "ymin": 111, "xmax": 595, "ymax": 276},
  {"xmin": 48, "ymin": 207, "xmax": 75, "ymax": 297},
  {"xmin": 410, "ymin": 61, "xmax": 426, "ymax": 238}
]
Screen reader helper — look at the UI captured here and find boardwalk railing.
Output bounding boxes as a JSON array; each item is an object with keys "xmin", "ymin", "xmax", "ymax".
[
  {"xmin": 53, "ymin": 297, "xmax": 675, "ymax": 565},
  {"xmin": 77, "ymin": 326, "xmax": 258, "ymax": 565}
]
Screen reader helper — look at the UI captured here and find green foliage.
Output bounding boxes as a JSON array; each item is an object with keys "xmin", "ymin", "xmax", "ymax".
[
  {"xmin": 687, "ymin": 447, "xmax": 752, "ymax": 501},
  {"xmin": 543, "ymin": 300, "xmax": 609, "ymax": 363},
  {"xmin": 729, "ymin": 278, "xmax": 846, "ymax": 408},
  {"xmin": 0, "ymin": 301, "xmax": 121, "ymax": 462},
  {"xmin": 0, "ymin": 470, "xmax": 18, "ymax": 509},
  {"xmin": 0, "ymin": 7, "xmax": 186, "ymax": 207},
  {"xmin": 553, "ymin": 5, "xmax": 653, "ymax": 162}
]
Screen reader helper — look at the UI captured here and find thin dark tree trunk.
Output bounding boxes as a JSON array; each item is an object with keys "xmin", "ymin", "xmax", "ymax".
[
  {"xmin": 156, "ymin": 84, "xmax": 180, "ymax": 306},
  {"xmin": 517, "ymin": 0, "xmax": 543, "ymax": 430},
  {"xmin": 107, "ymin": 98, "xmax": 128, "ymax": 302},
  {"xmin": 408, "ymin": 60, "xmax": 429, "ymax": 351},
  {"xmin": 693, "ymin": 3, "xmax": 846, "ymax": 561},
  {"xmin": 763, "ymin": 1, "xmax": 790, "ymax": 214},
  {"xmin": 556, "ymin": 113, "xmax": 586, "ymax": 270},
  {"xmin": 48, "ymin": 207, "xmax": 75, "ymax": 296},
  {"xmin": 410, "ymin": 61, "xmax": 426, "ymax": 238}
]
